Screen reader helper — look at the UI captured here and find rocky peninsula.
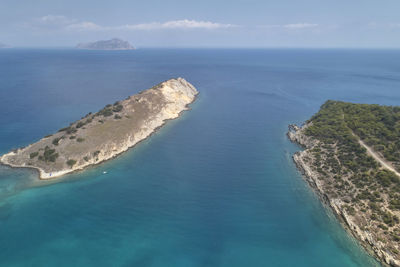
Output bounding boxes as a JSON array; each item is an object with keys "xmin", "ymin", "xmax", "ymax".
[
  {"xmin": 0, "ymin": 78, "xmax": 198, "ymax": 179},
  {"xmin": 288, "ymin": 100, "xmax": 400, "ymax": 267},
  {"xmin": 76, "ymin": 38, "xmax": 135, "ymax": 50}
]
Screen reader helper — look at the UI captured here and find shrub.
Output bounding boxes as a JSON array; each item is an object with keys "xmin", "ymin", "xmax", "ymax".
[
  {"xmin": 69, "ymin": 136, "xmax": 76, "ymax": 140},
  {"xmin": 83, "ymin": 156, "xmax": 89, "ymax": 162},
  {"xmin": 114, "ymin": 114, "xmax": 122, "ymax": 120},
  {"xmin": 97, "ymin": 107, "xmax": 113, "ymax": 117},
  {"xmin": 30, "ymin": 152, "xmax": 39, "ymax": 159},
  {"xmin": 40, "ymin": 146, "xmax": 59, "ymax": 162},
  {"xmin": 113, "ymin": 104, "xmax": 123, "ymax": 112},
  {"xmin": 66, "ymin": 127, "xmax": 77, "ymax": 134},
  {"xmin": 76, "ymin": 121, "xmax": 85, "ymax": 128},
  {"xmin": 93, "ymin": 151, "xmax": 100, "ymax": 157},
  {"xmin": 382, "ymin": 212, "xmax": 397, "ymax": 226},
  {"xmin": 58, "ymin": 126, "xmax": 70, "ymax": 132},
  {"xmin": 67, "ymin": 159, "xmax": 77, "ymax": 167},
  {"xmin": 52, "ymin": 137, "xmax": 62, "ymax": 146},
  {"xmin": 77, "ymin": 137, "xmax": 85, "ymax": 143},
  {"xmin": 102, "ymin": 109, "xmax": 113, "ymax": 117}
]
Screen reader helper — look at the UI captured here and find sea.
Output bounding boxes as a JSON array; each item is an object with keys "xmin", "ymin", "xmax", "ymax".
[{"xmin": 1, "ymin": 48, "xmax": 399, "ymax": 267}]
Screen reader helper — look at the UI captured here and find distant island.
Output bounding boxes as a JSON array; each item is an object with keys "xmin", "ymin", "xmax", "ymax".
[
  {"xmin": 76, "ymin": 38, "xmax": 135, "ymax": 50},
  {"xmin": 288, "ymin": 100, "xmax": 400, "ymax": 267},
  {"xmin": 0, "ymin": 78, "xmax": 198, "ymax": 179},
  {"xmin": 0, "ymin": 43, "xmax": 11, "ymax": 48}
]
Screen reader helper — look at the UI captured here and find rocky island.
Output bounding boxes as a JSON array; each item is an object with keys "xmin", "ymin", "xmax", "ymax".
[
  {"xmin": 76, "ymin": 38, "xmax": 135, "ymax": 50},
  {"xmin": 0, "ymin": 78, "xmax": 198, "ymax": 179},
  {"xmin": 289, "ymin": 100, "xmax": 400, "ymax": 266}
]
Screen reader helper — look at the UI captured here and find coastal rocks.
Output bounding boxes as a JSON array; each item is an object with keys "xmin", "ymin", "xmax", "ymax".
[
  {"xmin": 288, "ymin": 123, "xmax": 316, "ymax": 148},
  {"xmin": 0, "ymin": 78, "xmax": 198, "ymax": 179},
  {"xmin": 288, "ymin": 124, "xmax": 400, "ymax": 267}
]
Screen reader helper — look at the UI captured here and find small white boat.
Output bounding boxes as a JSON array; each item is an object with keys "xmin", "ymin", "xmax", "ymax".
[{"xmin": 103, "ymin": 171, "xmax": 107, "ymax": 174}]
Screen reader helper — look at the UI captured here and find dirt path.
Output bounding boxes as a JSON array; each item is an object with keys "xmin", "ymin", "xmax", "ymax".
[
  {"xmin": 357, "ymin": 138, "xmax": 400, "ymax": 177},
  {"xmin": 342, "ymin": 108, "xmax": 400, "ymax": 177}
]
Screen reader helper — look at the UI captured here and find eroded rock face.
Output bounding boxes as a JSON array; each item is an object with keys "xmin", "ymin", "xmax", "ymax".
[{"xmin": 0, "ymin": 78, "xmax": 198, "ymax": 179}]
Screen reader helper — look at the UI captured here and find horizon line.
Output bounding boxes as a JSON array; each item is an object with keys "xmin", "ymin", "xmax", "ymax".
[{"xmin": 3, "ymin": 46, "xmax": 400, "ymax": 50}]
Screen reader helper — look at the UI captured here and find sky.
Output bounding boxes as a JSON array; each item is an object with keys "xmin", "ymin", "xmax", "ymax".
[{"xmin": 1, "ymin": 0, "xmax": 400, "ymax": 48}]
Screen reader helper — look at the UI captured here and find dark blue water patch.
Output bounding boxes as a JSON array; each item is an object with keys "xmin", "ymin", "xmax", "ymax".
[{"xmin": 0, "ymin": 48, "xmax": 394, "ymax": 266}]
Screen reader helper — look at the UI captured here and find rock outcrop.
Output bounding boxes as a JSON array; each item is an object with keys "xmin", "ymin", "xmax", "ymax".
[{"xmin": 0, "ymin": 78, "xmax": 198, "ymax": 179}]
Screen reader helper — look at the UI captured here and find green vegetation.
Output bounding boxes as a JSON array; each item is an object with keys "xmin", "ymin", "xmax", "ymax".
[
  {"xmin": 29, "ymin": 152, "xmax": 39, "ymax": 159},
  {"xmin": 93, "ymin": 150, "xmax": 100, "ymax": 157},
  {"xmin": 76, "ymin": 121, "xmax": 85, "ymax": 128},
  {"xmin": 67, "ymin": 127, "xmax": 77, "ymax": 134},
  {"xmin": 114, "ymin": 114, "xmax": 122, "ymax": 120},
  {"xmin": 76, "ymin": 137, "xmax": 85, "ymax": 143},
  {"xmin": 38, "ymin": 146, "xmax": 59, "ymax": 162},
  {"xmin": 113, "ymin": 104, "xmax": 123, "ymax": 112},
  {"xmin": 95, "ymin": 102, "xmax": 124, "ymax": 117},
  {"xmin": 58, "ymin": 126, "xmax": 70, "ymax": 132},
  {"xmin": 75, "ymin": 117, "xmax": 94, "ymax": 128},
  {"xmin": 66, "ymin": 159, "xmax": 77, "ymax": 167},
  {"xmin": 60, "ymin": 126, "xmax": 78, "ymax": 135},
  {"xmin": 304, "ymin": 100, "xmax": 400, "ymax": 228},
  {"xmin": 97, "ymin": 107, "xmax": 113, "ymax": 117},
  {"xmin": 306, "ymin": 100, "xmax": 400, "ymax": 170},
  {"xmin": 52, "ymin": 137, "xmax": 62, "ymax": 146}
]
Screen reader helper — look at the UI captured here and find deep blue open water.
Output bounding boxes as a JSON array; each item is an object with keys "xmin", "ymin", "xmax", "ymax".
[{"xmin": 1, "ymin": 48, "xmax": 399, "ymax": 266}]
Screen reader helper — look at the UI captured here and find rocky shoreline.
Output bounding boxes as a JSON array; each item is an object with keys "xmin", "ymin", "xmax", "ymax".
[
  {"xmin": 0, "ymin": 78, "xmax": 198, "ymax": 179},
  {"xmin": 288, "ymin": 124, "xmax": 399, "ymax": 267}
]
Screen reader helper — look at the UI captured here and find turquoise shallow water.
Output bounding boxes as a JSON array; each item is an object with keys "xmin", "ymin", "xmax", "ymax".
[{"xmin": 1, "ymin": 48, "xmax": 399, "ymax": 266}]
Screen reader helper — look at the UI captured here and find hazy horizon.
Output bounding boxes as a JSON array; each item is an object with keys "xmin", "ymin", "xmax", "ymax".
[{"xmin": 1, "ymin": 0, "xmax": 400, "ymax": 48}]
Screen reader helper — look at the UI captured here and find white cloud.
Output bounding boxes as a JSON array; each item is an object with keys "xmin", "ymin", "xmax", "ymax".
[
  {"xmin": 99, "ymin": 19, "xmax": 236, "ymax": 30},
  {"xmin": 283, "ymin": 23, "xmax": 318, "ymax": 29},
  {"xmin": 33, "ymin": 15, "xmax": 77, "ymax": 27},
  {"xmin": 29, "ymin": 16, "xmax": 236, "ymax": 32},
  {"xmin": 27, "ymin": 15, "xmax": 78, "ymax": 30},
  {"xmin": 66, "ymin": 22, "xmax": 102, "ymax": 31},
  {"xmin": 158, "ymin": 19, "xmax": 235, "ymax": 29},
  {"xmin": 38, "ymin": 15, "xmax": 76, "ymax": 25},
  {"xmin": 260, "ymin": 23, "xmax": 319, "ymax": 30},
  {"xmin": 367, "ymin": 22, "xmax": 400, "ymax": 30}
]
